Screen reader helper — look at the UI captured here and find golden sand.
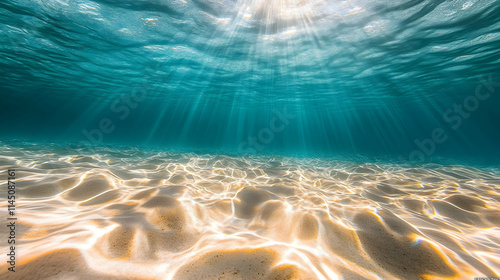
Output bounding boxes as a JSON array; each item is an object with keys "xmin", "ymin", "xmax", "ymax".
[{"xmin": 1, "ymin": 146, "xmax": 499, "ymax": 279}]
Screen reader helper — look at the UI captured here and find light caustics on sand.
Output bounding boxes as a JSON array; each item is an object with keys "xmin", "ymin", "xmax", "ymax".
[
  {"xmin": 1, "ymin": 143, "xmax": 499, "ymax": 279},
  {"xmin": 1, "ymin": 0, "xmax": 500, "ymax": 279}
]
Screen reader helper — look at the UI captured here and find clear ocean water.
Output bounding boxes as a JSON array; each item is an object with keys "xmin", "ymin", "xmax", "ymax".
[
  {"xmin": 1, "ymin": 0, "xmax": 500, "ymax": 279},
  {"xmin": 1, "ymin": 0, "xmax": 500, "ymax": 163}
]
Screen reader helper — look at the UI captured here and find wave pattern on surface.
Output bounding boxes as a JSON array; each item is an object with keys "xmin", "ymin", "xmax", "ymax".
[
  {"xmin": 1, "ymin": 143, "xmax": 499, "ymax": 279},
  {"xmin": 1, "ymin": 0, "xmax": 500, "ymax": 103}
]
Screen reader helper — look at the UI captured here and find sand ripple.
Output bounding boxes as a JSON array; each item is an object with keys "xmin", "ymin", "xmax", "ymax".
[{"xmin": 1, "ymin": 143, "xmax": 500, "ymax": 279}]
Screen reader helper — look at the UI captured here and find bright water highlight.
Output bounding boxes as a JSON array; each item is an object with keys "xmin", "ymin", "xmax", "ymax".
[
  {"xmin": 1, "ymin": 0, "xmax": 500, "ymax": 279},
  {"xmin": 1, "ymin": 0, "xmax": 499, "ymax": 161}
]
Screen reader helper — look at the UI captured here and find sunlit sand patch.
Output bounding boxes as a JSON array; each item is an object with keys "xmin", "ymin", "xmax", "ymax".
[{"xmin": 1, "ymin": 144, "xmax": 499, "ymax": 279}]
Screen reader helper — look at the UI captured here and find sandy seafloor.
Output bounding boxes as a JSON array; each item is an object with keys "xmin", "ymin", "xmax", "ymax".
[{"xmin": 1, "ymin": 142, "xmax": 499, "ymax": 280}]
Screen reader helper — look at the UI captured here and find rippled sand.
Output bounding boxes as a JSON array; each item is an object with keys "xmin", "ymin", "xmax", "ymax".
[{"xmin": 1, "ymin": 143, "xmax": 500, "ymax": 279}]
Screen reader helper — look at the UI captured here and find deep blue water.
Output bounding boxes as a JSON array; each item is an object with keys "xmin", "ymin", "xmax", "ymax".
[{"xmin": 1, "ymin": 0, "xmax": 499, "ymax": 164}]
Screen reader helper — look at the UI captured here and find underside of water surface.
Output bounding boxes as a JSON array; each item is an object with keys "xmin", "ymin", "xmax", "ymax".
[{"xmin": 1, "ymin": 0, "xmax": 500, "ymax": 279}]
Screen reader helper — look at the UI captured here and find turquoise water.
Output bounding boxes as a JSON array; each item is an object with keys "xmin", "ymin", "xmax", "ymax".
[
  {"xmin": 1, "ymin": 0, "xmax": 499, "ymax": 164},
  {"xmin": 1, "ymin": 2, "xmax": 500, "ymax": 279}
]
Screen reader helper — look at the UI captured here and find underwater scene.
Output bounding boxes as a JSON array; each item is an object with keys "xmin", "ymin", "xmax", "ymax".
[{"xmin": 1, "ymin": 0, "xmax": 500, "ymax": 279}]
